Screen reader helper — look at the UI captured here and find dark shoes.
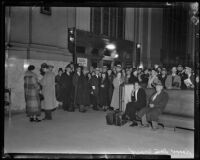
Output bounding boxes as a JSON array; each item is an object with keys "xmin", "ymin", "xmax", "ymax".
[
  {"xmin": 93, "ymin": 107, "xmax": 99, "ymax": 111},
  {"xmin": 29, "ymin": 117, "xmax": 42, "ymax": 122},
  {"xmin": 129, "ymin": 121, "xmax": 138, "ymax": 127}
]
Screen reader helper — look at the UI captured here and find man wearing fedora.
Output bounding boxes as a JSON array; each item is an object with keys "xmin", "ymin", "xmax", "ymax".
[{"xmin": 91, "ymin": 67, "xmax": 101, "ymax": 110}]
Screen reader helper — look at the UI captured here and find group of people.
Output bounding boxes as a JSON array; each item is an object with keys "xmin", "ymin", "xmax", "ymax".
[{"xmin": 24, "ymin": 62, "xmax": 199, "ymax": 127}]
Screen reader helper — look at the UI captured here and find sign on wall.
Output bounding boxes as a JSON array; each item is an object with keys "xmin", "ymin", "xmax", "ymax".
[{"xmin": 77, "ymin": 57, "xmax": 87, "ymax": 67}]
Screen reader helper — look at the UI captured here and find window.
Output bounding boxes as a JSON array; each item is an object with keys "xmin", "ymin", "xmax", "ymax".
[
  {"xmin": 40, "ymin": 7, "xmax": 52, "ymax": 15},
  {"xmin": 91, "ymin": 7, "xmax": 124, "ymax": 39},
  {"xmin": 103, "ymin": 8, "xmax": 109, "ymax": 36},
  {"xmin": 117, "ymin": 8, "xmax": 124, "ymax": 39},
  {"xmin": 93, "ymin": 8, "xmax": 101, "ymax": 35}
]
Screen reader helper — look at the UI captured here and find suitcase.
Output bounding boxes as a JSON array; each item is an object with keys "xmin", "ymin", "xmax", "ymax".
[
  {"xmin": 112, "ymin": 84, "xmax": 126, "ymax": 126},
  {"xmin": 106, "ymin": 111, "xmax": 115, "ymax": 125},
  {"xmin": 114, "ymin": 112, "xmax": 126, "ymax": 126}
]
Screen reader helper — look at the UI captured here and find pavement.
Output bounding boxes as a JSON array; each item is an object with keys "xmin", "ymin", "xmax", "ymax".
[{"xmin": 4, "ymin": 107, "xmax": 194, "ymax": 158}]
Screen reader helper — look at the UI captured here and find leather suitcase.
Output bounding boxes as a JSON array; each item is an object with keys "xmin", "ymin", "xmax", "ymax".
[
  {"xmin": 114, "ymin": 112, "xmax": 126, "ymax": 126},
  {"xmin": 106, "ymin": 111, "xmax": 115, "ymax": 125}
]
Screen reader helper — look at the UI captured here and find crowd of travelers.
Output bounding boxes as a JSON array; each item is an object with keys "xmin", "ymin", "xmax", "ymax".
[{"xmin": 24, "ymin": 62, "xmax": 199, "ymax": 130}]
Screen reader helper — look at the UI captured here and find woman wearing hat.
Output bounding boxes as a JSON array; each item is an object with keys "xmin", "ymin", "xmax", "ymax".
[
  {"xmin": 24, "ymin": 65, "xmax": 42, "ymax": 122},
  {"xmin": 136, "ymin": 81, "xmax": 169, "ymax": 130}
]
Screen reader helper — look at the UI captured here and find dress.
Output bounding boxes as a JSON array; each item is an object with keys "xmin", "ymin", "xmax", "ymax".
[{"xmin": 110, "ymin": 77, "xmax": 123, "ymax": 109}]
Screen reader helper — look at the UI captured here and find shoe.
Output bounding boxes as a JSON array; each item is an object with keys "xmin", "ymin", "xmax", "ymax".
[
  {"xmin": 29, "ymin": 117, "xmax": 34, "ymax": 122},
  {"xmin": 129, "ymin": 122, "xmax": 138, "ymax": 127},
  {"xmin": 34, "ymin": 118, "xmax": 42, "ymax": 122},
  {"xmin": 93, "ymin": 107, "xmax": 99, "ymax": 111},
  {"xmin": 141, "ymin": 124, "xmax": 150, "ymax": 128},
  {"xmin": 79, "ymin": 108, "xmax": 87, "ymax": 112}
]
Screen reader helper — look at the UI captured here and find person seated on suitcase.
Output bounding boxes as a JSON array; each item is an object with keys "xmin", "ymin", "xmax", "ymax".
[
  {"xmin": 136, "ymin": 81, "xmax": 169, "ymax": 130},
  {"xmin": 124, "ymin": 81, "xmax": 147, "ymax": 127}
]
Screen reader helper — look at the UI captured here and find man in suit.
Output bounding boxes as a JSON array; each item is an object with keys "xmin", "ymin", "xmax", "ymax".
[
  {"xmin": 136, "ymin": 81, "xmax": 169, "ymax": 130},
  {"xmin": 124, "ymin": 81, "xmax": 147, "ymax": 127},
  {"xmin": 60, "ymin": 64, "xmax": 73, "ymax": 111},
  {"xmin": 91, "ymin": 67, "xmax": 101, "ymax": 110},
  {"xmin": 165, "ymin": 67, "xmax": 181, "ymax": 89}
]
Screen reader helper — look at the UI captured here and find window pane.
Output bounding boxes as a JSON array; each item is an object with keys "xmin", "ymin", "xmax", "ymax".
[
  {"xmin": 110, "ymin": 8, "xmax": 116, "ymax": 38},
  {"xmin": 103, "ymin": 7, "xmax": 109, "ymax": 36},
  {"xmin": 93, "ymin": 8, "xmax": 101, "ymax": 35},
  {"xmin": 117, "ymin": 8, "xmax": 124, "ymax": 39}
]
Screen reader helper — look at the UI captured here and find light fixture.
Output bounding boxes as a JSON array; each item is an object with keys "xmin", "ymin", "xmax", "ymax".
[
  {"xmin": 136, "ymin": 43, "xmax": 141, "ymax": 49},
  {"xmin": 106, "ymin": 44, "xmax": 116, "ymax": 50},
  {"xmin": 23, "ymin": 62, "xmax": 29, "ymax": 70},
  {"xmin": 114, "ymin": 54, "xmax": 119, "ymax": 58}
]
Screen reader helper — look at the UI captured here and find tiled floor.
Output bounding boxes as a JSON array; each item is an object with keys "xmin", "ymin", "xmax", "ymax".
[{"xmin": 4, "ymin": 108, "xmax": 194, "ymax": 158}]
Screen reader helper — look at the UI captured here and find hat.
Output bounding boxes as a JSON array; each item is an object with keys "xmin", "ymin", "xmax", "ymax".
[
  {"xmin": 48, "ymin": 64, "xmax": 54, "ymax": 68},
  {"xmin": 28, "ymin": 65, "xmax": 35, "ymax": 71},
  {"xmin": 65, "ymin": 64, "xmax": 71, "ymax": 69},
  {"xmin": 116, "ymin": 64, "xmax": 121, "ymax": 68},
  {"xmin": 185, "ymin": 67, "xmax": 192, "ymax": 71},
  {"xmin": 162, "ymin": 68, "xmax": 167, "ymax": 71},
  {"xmin": 41, "ymin": 63, "xmax": 48, "ymax": 68},
  {"xmin": 95, "ymin": 67, "xmax": 100, "ymax": 71}
]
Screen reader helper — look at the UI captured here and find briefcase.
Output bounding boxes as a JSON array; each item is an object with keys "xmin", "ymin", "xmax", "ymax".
[
  {"xmin": 106, "ymin": 111, "xmax": 115, "ymax": 125},
  {"xmin": 114, "ymin": 112, "xmax": 126, "ymax": 126}
]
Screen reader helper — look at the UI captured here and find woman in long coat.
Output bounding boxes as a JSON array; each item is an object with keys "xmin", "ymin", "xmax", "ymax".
[
  {"xmin": 99, "ymin": 72, "xmax": 109, "ymax": 111},
  {"xmin": 110, "ymin": 72, "xmax": 124, "ymax": 110},
  {"xmin": 24, "ymin": 65, "xmax": 41, "ymax": 122},
  {"xmin": 40, "ymin": 65, "xmax": 56, "ymax": 120}
]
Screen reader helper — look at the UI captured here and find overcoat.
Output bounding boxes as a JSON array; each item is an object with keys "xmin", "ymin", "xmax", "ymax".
[
  {"xmin": 40, "ymin": 71, "xmax": 56, "ymax": 110},
  {"xmin": 137, "ymin": 90, "xmax": 169, "ymax": 122}
]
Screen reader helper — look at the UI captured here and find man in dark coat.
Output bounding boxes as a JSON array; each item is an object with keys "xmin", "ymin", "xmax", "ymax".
[
  {"xmin": 107, "ymin": 68, "xmax": 114, "ymax": 110},
  {"xmin": 73, "ymin": 65, "xmax": 87, "ymax": 112},
  {"xmin": 77, "ymin": 67, "xmax": 90, "ymax": 112},
  {"xmin": 129, "ymin": 68, "xmax": 139, "ymax": 84},
  {"xmin": 60, "ymin": 65, "xmax": 73, "ymax": 111},
  {"xmin": 137, "ymin": 81, "xmax": 169, "ymax": 130},
  {"xmin": 99, "ymin": 72, "xmax": 109, "ymax": 111},
  {"xmin": 124, "ymin": 81, "xmax": 147, "ymax": 127},
  {"xmin": 91, "ymin": 67, "xmax": 101, "ymax": 110},
  {"xmin": 55, "ymin": 68, "xmax": 63, "ymax": 108}
]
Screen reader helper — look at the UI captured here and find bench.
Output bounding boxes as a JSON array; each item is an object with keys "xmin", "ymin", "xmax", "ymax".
[
  {"xmin": 144, "ymin": 88, "xmax": 194, "ymax": 130},
  {"xmin": 120, "ymin": 84, "xmax": 194, "ymax": 130}
]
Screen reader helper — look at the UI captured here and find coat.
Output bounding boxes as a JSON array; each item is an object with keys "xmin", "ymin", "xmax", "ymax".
[
  {"xmin": 110, "ymin": 77, "xmax": 123, "ymax": 109},
  {"xmin": 55, "ymin": 74, "xmax": 62, "ymax": 101},
  {"xmin": 40, "ymin": 71, "xmax": 56, "ymax": 110},
  {"xmin": 137, "ymin": 90, "xmax": 169, "ymax": 122},
  {"xmin": 99, "ymin": 77, "xmax": 109, "ymax": 106},
  {"xmin": 72, "ymin": 72, "xmax": 82, "ymax": 105},
  {"xmin": 60, "ymin": 72, "xmax": 73, "ymax": 105},
  {"xmin": 125, "ymin": 87, "xmax": 147, "ymax": 121},
  {"xmin": 165, "ymin": 74, "xmax": 181, "ymax": 89},
  {"xmin": 79, "ymin": 75, "xmax": 91, "ymax": 106},
  {"xmin": 107, "ymin": 74, "xmax": 114, "ymax": 106},
  {"xmin": 24, "ymin": 70, "xmax": 41, "ymax": 116}
]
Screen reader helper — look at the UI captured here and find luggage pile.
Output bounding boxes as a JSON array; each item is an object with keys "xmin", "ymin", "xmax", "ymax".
[
  {"xmin": 106, "ymin": 84, "xmax": 126, "ymax": 126},
  {"xmin": 106, "ymin": 110, "xmax": 126, "ymax": 126}
]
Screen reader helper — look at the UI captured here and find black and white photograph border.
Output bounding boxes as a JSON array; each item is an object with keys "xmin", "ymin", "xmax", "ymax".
[{"xmin": 2, "ymin": 0, "xmax": 199, "ymax": 159}]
